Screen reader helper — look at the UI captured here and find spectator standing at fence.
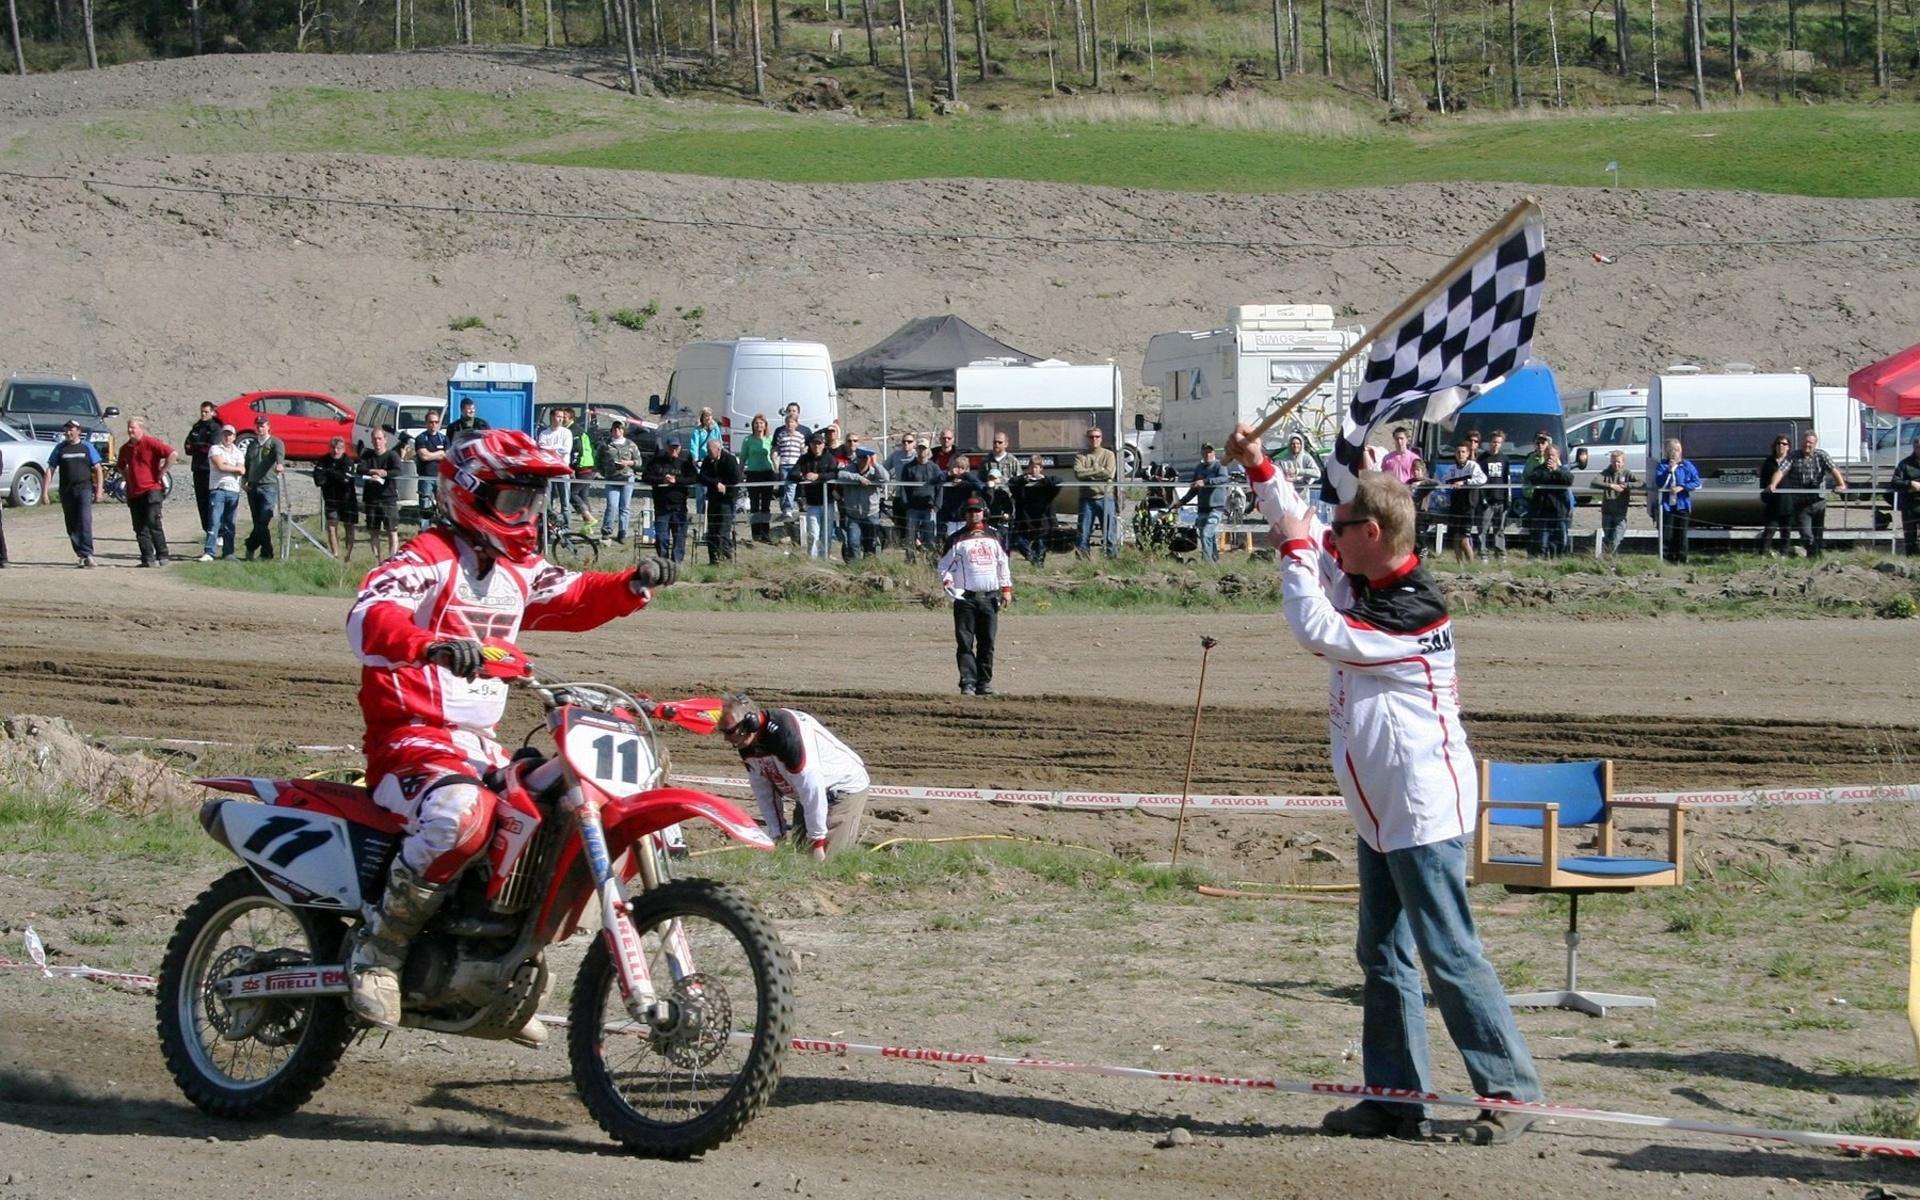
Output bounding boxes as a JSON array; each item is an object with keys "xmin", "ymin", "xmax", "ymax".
[
  {"xmin": 898, "ymin": 439, "xmax": 942, "ymax": 562},
  {"xmin": 1379, "ymin": 426, "xmax": 1421, "ymax": 485},
  {"xmin": 48, "ymin": 420, "xmax": 103, "ymax": 568},
  {"xmin": 720, "ymin": 693, "xmax": 869, "ymax": 860},
  {"xmin": 1525, "ymin": 443, "xmax": 1572, "ymax": 559},
  {"xmin": 1474, "ymin": 430, "xmax": 1511, "ymax": 562},
  {"xmin": 360, "ymin": 426, "xmax": 403, "ymax": 560},
  {"xmin": 931, "ymin": 429, "xmax": 960, "ymax": 471},
  {"xmin": 1177, "ymin": 443, "xmax": 1232, "ymax": 563},
  {"xmin": 1010, "ymin": 454, "xmax": 1060, "ymax": 566},
  {"xmin": 698, "ymin": 434, "xmax": 744, "ymax": 564},
  {"xmin": 1653, "ymin": 438, "xmax": 1700, "ymax": 565},
  {"xmin": 835, "ymin": 444, "xmax": 888, "ymax": 561},
  {"xmin": 1435, "ymin": 442, "xmax": 1486, "ymax": 564},
  {"xmin": 884, "ymin": 430, "xmax": 918, "ymax": 549},
  {"xmin": 449, "ymin": 397, "xmax": 489, "ymax": 434},
  {"xmin": 599, "ymin": 420, "xmax": 642, "ymax": 544},
  {"xmin": 1225, "ymin": 421, "xmax": 1542, "ymax": 1146},
  {"xmin": 980, "ymin": 432, "xmax": 1022, "ymax": 480},
  {"xmin": 939, "ymin": 498, "xmax": 1013, "ymax": 696},
  {"xmin": 196, "ymin": 425, "xmax": 246, "ymax": 561},
  {"xmin": 687, "ymin": 407, "xmax": 720, "ymax": 517},
  {"xmin": 1591, "ymin": 449, "xmax": 1637, "ymax": 559},
  {"xmin": 116, "ymin": 418, "xmax": 179, "ymax": 567},
  {"xmin": 790, "ymin": 430, "xmax": 838, "ymax": 559},
  {"xmin": 1757, "ymin": 435, "xmax": 1794, "ymax": 556},
  {"xmin": 184, "ymin": 400, "xmax": 221, "ymax": 536},
  {"xmin": 741, "ymin": 413, "xmax": 779, "ymax": 545},
  {"xmin": 1770, "ymin": 430, "xmax": 1847, "ymax": 559},
  {"xmin": 312, "ymin": 435, "xmax": 359, "ymax": 562},
  {"xmin": 939, "ymin": 455, "xmax": 984, "ymax": 545},
  {"xmin": 242, "ymin": 416, "xmax": 286, "ymax": 561},
  {"xmin": 537, "ymin": 407, "xmax": 574, "ymax": 527},
  {"xmin": 413, "ymin": 410, "xmax": 449, "ymax": 515},
  {"xmin": 980, "ymin": 466, "xmax": 1015, "ymax": 547},
  {"xmin": 772, "ymin": 406, "xmax": 809, "ymax": 545},
  {"xmin": 1890, "ymin": 434, "xmax": 1920, "ymax": 556},
  {"xmin": 647, "ymin": 437, "xmax": 695, "ymax": 562},
  {"xmin": 1073, "ymin": 427, "xmax": 1120, "ymax": 558}
]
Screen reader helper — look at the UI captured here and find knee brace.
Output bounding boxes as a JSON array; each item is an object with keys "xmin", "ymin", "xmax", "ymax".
[{"xmin": 404, "ymin": 775, "xmax": 499, "ymax": 884}]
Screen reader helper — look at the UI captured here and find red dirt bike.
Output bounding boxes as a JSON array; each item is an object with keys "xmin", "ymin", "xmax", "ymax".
[{"xmin": 155, "ymin": 641, "xmax": 794, "ymax": 1159}]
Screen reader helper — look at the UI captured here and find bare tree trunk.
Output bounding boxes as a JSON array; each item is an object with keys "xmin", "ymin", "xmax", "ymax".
[
  {"xmin": 1429, "ymin": 0, "xmax": 1444, "ymax": 111},
  {"xmin": 195, "ymin": 0, "xmax": 207, "ymax": 53},
  {"xmin": 1147, "ymin": 0, "xmax": 1156, "ymax": 72},
  {"xmin": 1728, "ymin": 0, "xmax": 1740, "ymax": 93},
  {"xmin": 622, "ymin": 0, "xmax": 642, "ymax": 89},
  {"xmin": 1383, "ymin": 0, "xmax": 1396, "ymax": 103},
  {"xmin": 1508, "ymin": 0, "xmax": 1520, "ymax": 102},
  {"xmin": 706, "ymin": 0, "xmax": 718, "ymax": 54},
  {"xmin": 942, "ymin": 0, "xmax": 959, "ymax": 95},
  {"xmin": 1320, "ymin": 0, "xmax": 1331, "ymax": 71},
  {"xmin": 729, "ymin": 0, "xmax": 738, "ymax": 50},
  {"xmin": 1649, "ymin": 0, "xmax": 1659, "ymax": 99},
  {"xmin": 1044, "ymin": 0, "xmax": 1058, "ymax": 91},
  {"xmin": 1273, "ymin": 0, "xmax": 1288, "ymax": 77},
  {"xmin": 770, "ymin": 0, "xmax": 781, "ymax": 48},
  {"xmin": 649, "ymin": 0, "xmax": 663, "ymax": 64},
  {"xmin": 1548, "ymin": 0, "xmax": 1563, "ymax": 102},
  {"xmin": 602, "ymin": 0, "xmax": 613, "ymax": 45},
  {"xmin": 1785, "ymin": 0, "xmax": 1795, "ymax": 48},
  {"xmin": 8, "ymin": 0, "xmax": 25, "ymax": 72},
  {"xmin": 80, "ymin": 0, "xmax": 97, "ymax": 67},
  {"xmin": 862, "ymin": 0, "xmax": 878, "ymax": 63},
  {"xmin": 1090, "ymin": 0, "xmax": 1101, "ymax": 82},
  {"xmin": 1071, "ymin": 0, "xmax": 1085, "ymax": 68},
  {"xmin": 896, "ymin": 0, "xmax": 916, "ymax": 114},
  {"xmin": 973, "ymin": 0, "xmax": 988, "ymax": 80},
  {"xmin": 1359, "ymin": 0, "xmax": 1385, "ymax": 93},
  {"xmin": 749, "ymin": 0, "xmax": 766, "ymax": 97},
  {"xmin": 519, "ymin": 0, "xmax": 528, "ymax": 37},
  {"xmin": 1872, "ymin": 0, "xmax": 1886, "ymax": 87},
  {"xmin": 1613, "ymin": 0, "xmax": 1628, "ymax": 69},
  {"xmin": 546, "ymin": 0, "xmax": 556, "ymax": 46},
  {"xmin": 1688, "ymin": 0, "xmax": 1704, "ymax": 104},
  {"xmin": 1839, "ymin": 0, "xmax": 1849, "ymax": 65},
  {"xmin": 1290, "ymin": 0, "xmax": 1302, "ymax": 69}
]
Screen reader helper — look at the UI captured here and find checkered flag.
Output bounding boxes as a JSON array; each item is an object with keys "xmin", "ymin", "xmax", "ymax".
[{"xmin": 1323, "ymin": 206, "xmax": 1547, "ymax": 503}]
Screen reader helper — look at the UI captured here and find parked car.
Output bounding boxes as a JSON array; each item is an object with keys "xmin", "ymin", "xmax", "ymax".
[
  {"xmin": 1, "ymin": 372, "xmax": 117, "ymax": 460},
  {"xmin": 218, "ymin": 391, "xmax": 354, "ymax": 461},
  {"xmin": 0, "ymin": 417, "xmax": 56, "ymax": 507},
  {"xmin": 534, "ymin": 401, "xmax": 662, "ymax": 457},
  {"xmin": 1563, "ymin": 405, "xmax": 1648, "ymax": 502},
  {"xmin": 353, "ymin": 394, "xmax": 446, "ymax": 454}
]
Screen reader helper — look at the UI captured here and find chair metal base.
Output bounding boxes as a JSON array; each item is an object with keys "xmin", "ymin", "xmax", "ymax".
[{"xmin": 1505, "ymin": 988, "xmax": 1655, "ymax": 1018}]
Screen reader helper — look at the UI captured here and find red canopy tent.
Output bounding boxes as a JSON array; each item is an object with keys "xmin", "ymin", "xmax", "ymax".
[{"xmin": 1848, "ymin": 343, "xmax": 1920, "ymax": 417}]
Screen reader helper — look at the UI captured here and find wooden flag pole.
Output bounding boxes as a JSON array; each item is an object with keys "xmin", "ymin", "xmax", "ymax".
[
  {"xmin": 1169, "ymin": 635, "xmax": 1218, "ymax": 868},
  {"xmin": 1244, "ymin": 195, "xmax": 1542, "ymax": 445}
]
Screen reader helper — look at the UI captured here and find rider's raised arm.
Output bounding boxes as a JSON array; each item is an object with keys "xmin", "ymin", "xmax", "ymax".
[
  {"xmin": 522, "ymin": 563, "xmax": 651, "ymax": 632},
  {"xmin": 346, "ymin": 547, "xmax": 445, "ymax": 666}
]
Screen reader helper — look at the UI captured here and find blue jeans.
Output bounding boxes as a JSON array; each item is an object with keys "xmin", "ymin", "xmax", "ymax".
[
  {"xmin": 804, "ymin": 505, "xmax": 831, "ymax": 558},
  {"xmin": 653, "ymin": 508, "xmax": 688, "ymax": 561},
  {"xmin": 204, "ymin": 488, "xmax": 240, "ymax": 558},
  {"xmin": 245, "ymin": 483, "xmax": 278, "ymax": 558},
  {"xmin": 1077, "ymin": 494, "xmax": 1117, "ymax": 556},
  {"xmin": 840, "ymin": 516, "xmax": 880, "ymax": 560},
  {"xmin": 417, "ymin": 476, "xmax": 438, "ymax": 512},
  {"xmin": 1354, "ymin": 836, "xmax": 1542, "ymax": 1113},
  {"xmin": 603, "ymin": 479, "xmax": 634, "ymax": 539},
  {"xmin": 1195, "ymin": 509, "xmax": 1222, "ymax": 562},
  {"xmin": 905, "ymin": 510, "xmax": 937, "ymax": 559}
]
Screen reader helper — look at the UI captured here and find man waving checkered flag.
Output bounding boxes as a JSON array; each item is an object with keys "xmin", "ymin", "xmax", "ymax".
[{"xmin": 1320, "ymin": 202, "xmax": 1548, "ymax": 503}]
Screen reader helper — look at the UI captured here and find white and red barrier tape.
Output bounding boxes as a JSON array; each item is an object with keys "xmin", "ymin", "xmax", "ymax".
[{"xmin": 7, "ymin": 930, "xmax": 1914, "ymax": 1159}]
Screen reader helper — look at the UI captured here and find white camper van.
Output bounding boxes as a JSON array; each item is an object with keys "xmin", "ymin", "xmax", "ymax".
[
  {"xmin": 655, "ymin": 338, "xmax": 838, "ymax": 449},
  {"xmin": 1134, "ymin": 304, "xmax": 1364, "ymax": 474},
  {"xmin": 953, "ymin": 359, "xmax": 1124, "ymax": 533}
]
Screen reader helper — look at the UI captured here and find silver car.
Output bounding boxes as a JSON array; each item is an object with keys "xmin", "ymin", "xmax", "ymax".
[{"xmin": 0, "ymin": 417, "xmax": 56, "ymax": 507}]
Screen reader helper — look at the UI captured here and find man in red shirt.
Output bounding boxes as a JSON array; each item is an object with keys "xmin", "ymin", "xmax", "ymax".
[{"xmin": 116, "ymin": 418, "xmax": 179, "ymax": 567}]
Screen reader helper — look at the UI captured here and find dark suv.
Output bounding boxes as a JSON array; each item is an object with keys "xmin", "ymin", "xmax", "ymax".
[{"xmin": 1, "ymin": 373, "xmax": 118, "ymax": 459}]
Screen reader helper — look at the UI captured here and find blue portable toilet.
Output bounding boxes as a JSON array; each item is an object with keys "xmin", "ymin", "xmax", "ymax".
[{"xmin": 448, "ymin": 362, "xmax": 537, "ymax": 434}]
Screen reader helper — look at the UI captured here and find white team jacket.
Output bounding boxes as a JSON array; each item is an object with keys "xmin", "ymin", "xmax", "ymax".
[
  {"xmin": 1248, "ymin": 458, "xmax": 1477, "ymax": 853},
  {"xmin": 737, "ymin": 708, "xmax": 871, "ymax": 843}
]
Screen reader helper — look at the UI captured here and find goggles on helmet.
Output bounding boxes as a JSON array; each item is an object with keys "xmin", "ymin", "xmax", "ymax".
[{"xmin": 484, "ymin": 481, "xmax": 548, "ymax": 523}]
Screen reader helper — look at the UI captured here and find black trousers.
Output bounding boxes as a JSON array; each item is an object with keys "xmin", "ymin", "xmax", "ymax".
[
  {"xmin": 1661, "ymin": 509, "xmax": 1691, "ymax": 563},
  {"xmin": 1904, "ymin": 514, "xmax": 1920, "ymax": 557},
  {"xmin": 952, "ymin": 592, "xmax": 1000, "ymax": 691},
  {"xmin": 705, "ymin": 505, "xmax": 735, "ymax": 562},
  {"xmin": 192, "ymin": 465, "xmax": 212, "ymax": 533},
  {"xmin": 746, "ymin": 469, "xmax": 778, "ymax": 542},
  {"xmin": 129, "ymin": 490, "xmax": 169, "ymax": 562},
  {"xmin": 60, "ymin": 483, "xmax": 95, "ymax": 559},
  {"xmin": 1791, "ymin": 496, "xmax": 1828, "ymax": 557},
  {"xmin": 0, "ymin": 503, "xmax": 8, "ymax": 564}
]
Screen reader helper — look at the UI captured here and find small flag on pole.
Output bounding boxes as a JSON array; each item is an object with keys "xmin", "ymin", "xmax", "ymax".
[
  {"xmin": 1323, "ymin": 203, "xmax": 1548, "ymax": 503},
  {"xmin": 1604, "ymin": 160, "xmax": 1619, "ymax": 172}
]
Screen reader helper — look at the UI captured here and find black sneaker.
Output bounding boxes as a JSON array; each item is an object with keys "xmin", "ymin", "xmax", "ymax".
[
  {"xmin": 1321, "ymin": 1101, "xmax": 1431, "ymax": 1141},
  {"xmin": 976, "ymin": 684, "xmax": 997, "ymax": 696},
  {"xmin": 1459, "ymin": 1108, "xmax": 1532, "ymax": 1146}
]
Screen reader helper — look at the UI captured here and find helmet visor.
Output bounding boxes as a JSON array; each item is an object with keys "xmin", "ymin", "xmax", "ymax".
[{"xmin": 487, "ymin": 482, "xmax": 548, "ymax": 523}]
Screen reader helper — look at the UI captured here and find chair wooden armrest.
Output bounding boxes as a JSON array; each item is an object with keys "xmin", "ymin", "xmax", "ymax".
[
  {"xmin": 1602, "ymin": 801, "xmax": 1687, "ymax": 882},
  {"xmin": 1482, "ymin": 801, "xmax": 1558, "ymax": 812},
  {"xmin": 1474, "ymin": 801, "xmax": 1559, "ymax": 876}
]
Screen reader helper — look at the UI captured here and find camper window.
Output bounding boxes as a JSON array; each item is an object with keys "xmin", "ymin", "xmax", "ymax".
[{"xmin": 1665, "ymin": 419, "xmax": 1795, "ymax": 462}]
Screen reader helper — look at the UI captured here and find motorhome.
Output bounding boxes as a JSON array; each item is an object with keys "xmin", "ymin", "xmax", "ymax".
[
  {"xmin": 1646, "ymin": 366, "xmax": 1873, "ymax": 526},
  {"xmin": 953, "ymin": 359, "xmax": 1123, "ymax": 531},
  {"xmin": 1134, "ymin": 304, "xmax": 1364, "ymax": 475},
  {"xmin": 653, "ymin": 338, "xmax": 838, "ymax": 449}
]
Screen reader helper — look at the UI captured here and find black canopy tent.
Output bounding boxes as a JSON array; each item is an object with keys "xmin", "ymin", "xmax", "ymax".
[{"xmin": 833, "ymin": 316, "xmax": 1040, "ymax": 437}]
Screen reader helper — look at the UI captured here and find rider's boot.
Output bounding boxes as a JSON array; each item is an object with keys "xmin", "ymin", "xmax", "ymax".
[
  {"xmin": 346, "ymin": 862, "xmax": 445, "ymax": 1029},
  {"xmin": 508, "ymin": 1014, "xmax": 549, "ymax": 1049}
]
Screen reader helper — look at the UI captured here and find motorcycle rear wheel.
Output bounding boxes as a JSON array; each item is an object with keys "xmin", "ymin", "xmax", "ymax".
[
  {"xmin": 569, "ymin": 879, "xmax": 794, "ymax": 1159},
  {"xmin": 156, "ymin": 868, "xmax": 354, "ymax": 1119}
]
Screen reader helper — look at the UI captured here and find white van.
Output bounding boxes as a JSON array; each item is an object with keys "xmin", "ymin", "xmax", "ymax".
[
  {"xmin": 353, "ymin": 393, "xmax": 446, "ymax": 454},
  {"xmin": 655, "ymin": 339, "xmax": 838, "ymax": 448}
]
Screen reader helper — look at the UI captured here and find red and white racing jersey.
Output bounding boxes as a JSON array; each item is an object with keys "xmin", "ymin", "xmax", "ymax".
[
  {"xmin": 347, "ymin": 527, "xmax": 648, "ymax": 781},
  {"xmin": 1248, "ymin": 459, "xmax": 1476, "ymax": 853}
]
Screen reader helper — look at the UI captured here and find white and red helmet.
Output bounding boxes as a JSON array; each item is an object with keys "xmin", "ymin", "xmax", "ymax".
[{"xmin": 439, "ymin": 429, "xmax": 572, "ymax": 562}]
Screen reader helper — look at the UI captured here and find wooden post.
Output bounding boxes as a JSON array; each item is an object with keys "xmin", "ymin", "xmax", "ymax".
[{"xmin": 1169, "ymin": 636, "xmax": 1218, "ymax": 868}]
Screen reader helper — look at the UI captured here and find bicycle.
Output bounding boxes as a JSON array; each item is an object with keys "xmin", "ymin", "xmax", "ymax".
[{"xmin": 541, "ymin": 507, "xmax": 603, "ymax": 570}]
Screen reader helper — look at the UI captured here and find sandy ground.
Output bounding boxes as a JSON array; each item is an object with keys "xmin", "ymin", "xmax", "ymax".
[{"xmin": 4, "ymin": 52, "xmax": 1920, "ymax": 1199}]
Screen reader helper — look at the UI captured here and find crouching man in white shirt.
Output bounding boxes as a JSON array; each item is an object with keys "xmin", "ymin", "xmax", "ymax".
[{"xmin": 719, "ymin": 693, "xmax": 871, "ymax": 860}]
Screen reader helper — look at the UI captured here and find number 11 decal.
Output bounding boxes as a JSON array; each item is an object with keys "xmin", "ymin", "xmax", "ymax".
[{"xmin": 591, "ymin": 732, "xmax": 641, "ymax": 785}]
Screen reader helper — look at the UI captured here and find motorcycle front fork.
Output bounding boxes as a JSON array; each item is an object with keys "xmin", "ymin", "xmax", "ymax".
[{"xmin": 574, "ymin": 795, "xmax": 697, "ymax": 1026}]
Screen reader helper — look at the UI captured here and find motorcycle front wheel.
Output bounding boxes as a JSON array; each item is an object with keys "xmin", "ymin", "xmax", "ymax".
[
  {"xmin": 156, "ymin": 868, "xmax": 354, "ymax": 1119},
  {"xmin": 569, "ymin": 879, "xmax": 794, "ymax": 1159}
]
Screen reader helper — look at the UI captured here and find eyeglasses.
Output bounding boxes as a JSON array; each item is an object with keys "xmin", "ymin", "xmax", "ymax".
[
  {"xmin": 1774, "ymin": 439, "xmax": 1790, "ymax": 446},
  {"xmin": 1328, "ymin": 517, "xmax": 1375, "ymax": 535}
]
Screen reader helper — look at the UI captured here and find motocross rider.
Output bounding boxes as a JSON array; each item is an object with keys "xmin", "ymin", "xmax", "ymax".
[{"xmin": 344, "ymin": 428, "xmax": 677, "ymax": 1045}]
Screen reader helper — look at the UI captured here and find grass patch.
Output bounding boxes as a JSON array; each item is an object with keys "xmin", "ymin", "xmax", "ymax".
[
  {"xmin": 1839, "ymin": 1100, "xmax": 1920, "ymax": 1140},
  {"xmin": 607, "ymin": 301, "xmax": 660, "ymax": 332},
  {"xmin": 448, "ymin": 315, "xmax": 487, "ymax": 331},
  {"xmin": 0, "ymin": 788, "xmax": 221, "ymax": 864},
  {"xmin": 692, "ymin": 838, "xmax": 1215, "ymax": 900},
  {"xmin": 176, "ymin": 553, "xmax": 365, "ymax": 597}
]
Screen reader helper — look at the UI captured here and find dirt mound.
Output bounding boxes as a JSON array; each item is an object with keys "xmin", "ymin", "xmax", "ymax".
[{"xmin": 0, "ymin": 713, "xmax": 200, "ymax": 816}]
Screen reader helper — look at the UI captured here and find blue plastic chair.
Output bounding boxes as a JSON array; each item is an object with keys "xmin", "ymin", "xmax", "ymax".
[{"xmin": 1471, "ymin": 759, "xmax": 1687, "ymax": 1017}]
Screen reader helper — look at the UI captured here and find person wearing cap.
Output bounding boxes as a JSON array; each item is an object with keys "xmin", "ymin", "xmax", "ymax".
[
  {"xmin": 600, "ymin": 419, "xmax": 643, "ymax": 544},
  {"xmin": 938, "ymin": 498, "xmax": 1014, "ymax": 696},
  {"xmin": 116, "ymin": 417, "xmax": 180, "ymax": 566},
  {"xmin": 698, "ymin": 433, "xmax": 744, "ymax": 564},
  {"xmin": 790, "ymin": 429, "xmax": 838, "ymax": 559},
  {"xmin": 719, "ymin": 693, "xmax": 869, "ymax": 860},
  {"xmin": 1177, "ymin": 443, "xmax": 1232, "ymax": 563},
  {"xmin": 201, "ymin": 424, "xmax": 247, "ymax": 560},
  {"xmin": 834, "ymin": 439, "xmax": 889, "ymax": 561},
  {"xmin": 645, "ymin": 436, "xmax": 696, "ymax": 562},
  {"xmin": 897, "ymin": 438, "xmax": 943, "ymax": 562},
  {"xmin": 47, "ymin": 420, "xmax": 104, "ymax": 568},
  {"xmin": 242, "ymin": 416, "xmax": 287, "ymax": 560},
  {"xmin": 184, "ymin": 400, "xmax": 222, "ymax": 536}
]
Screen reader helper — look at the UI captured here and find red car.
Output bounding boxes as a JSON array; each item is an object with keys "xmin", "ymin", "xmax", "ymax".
[{"xmin": 216, "ymin": 391, "xmax": 355, "ymax": 461}]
